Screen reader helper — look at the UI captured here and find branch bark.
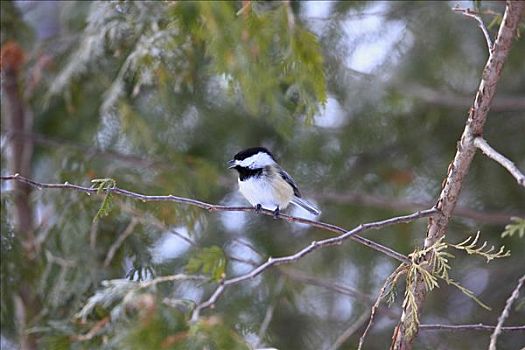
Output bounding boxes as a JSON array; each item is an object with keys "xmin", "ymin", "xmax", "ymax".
[
  {"xmin": 391, "ymin": 2, "xmax": 525, "ymax": 349},
  {"xmin": 489, "ymin": 273, "xmax": 525, "ymax": 350},
  {"xmin": 474, "ymin": 137, "xmax": 525, "ymax": 187},
  {"xmin": 452, "ymin": 6, "xmax": 493, "ymax": 51}
]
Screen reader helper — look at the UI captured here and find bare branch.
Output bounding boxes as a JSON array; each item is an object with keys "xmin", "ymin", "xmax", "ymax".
[
  {"xmin": 489, "ymin": 273, "xmax": 525, "ymax": 350},
  {"xmin": 0, "ymin": 174, "xmax": 439, "ymax": 325},
  {"xmin": 280, "ymin": 267, "xmax": 400, "ymax": 321},
  {"xmin": 103, "ymin": 218, "xmax": 139, "ymax": 267},
  {"xmin": 329, "ymin": 311, "xmax": 371, "ymax": 350},
  {"xmin": 1, "ymin": 174, "xmax": 428, "ymax": 264},
  {"xmin": 138, "ymin": 273, "xmax": 208, "ymax": 289},
  {"xmin": 359, "ymin": 264, "xmax": 405, "ymax": 350},
  {"xmin": 119, "ymin": 202, "xmax": 197, "ymax": 247},
  {"xmin": 392, "ymin": 2, "xmax": 525, "ymax": 348},
  {"xmin": 190, "ymin": 209, "xmax": 434, "ymax": 322},
  {"xmin": 474, "ymin": 137, "xmax": 525, "ymax": 188},
  {"xmin": 70, "ymin": 317, "xmax": 110, "ymax": 342},
  {"xmin": 420, "ymin": 323, "xmax": 525, "ymax": 332},
  {"xmin": 279, "ymin": 267, "xmax": 374, "ymax": 304},
  {"xmin": 255, "ymin": 276, "xmax": 285, "ymax": 348},
  {"xmin": 453, "ymin": 6, "xmax": 493, "ymax": 51}
]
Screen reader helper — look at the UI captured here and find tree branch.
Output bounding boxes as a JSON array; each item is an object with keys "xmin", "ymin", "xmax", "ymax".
[
  {"xmin": 1, "ymin": 174, "xmax": 432, "ymax": 264},
  {"xmin": 420, "ymin": 323, "xmax": 525, "ymax": 332},
  {"xmin": 452, "ymin": 6, "xmax": 493, "ymax": 51},
  {"xmin": 489, "ymin": 273, "xmax": 525, "ymax": 350},
  {"xmin": 392, "ymin": 2, "xmax": 525, "ymax": 349},
  {"xmin": 190, "ymin": 209, "xmax": 435, "ymax": 322},
  {"xmin": 474, "ymin": 137, "xmax": 525, "ymax": 187},
  {"xmin": 279, "ymin": 267, "xmax": 375, "ymax": 305},
  {"xmin": 359, "ymin": 264, "xmax": 405, "ymax": 350},
  {"xmin": 255, "ymin": 276, "xmax": 285, "ymax": 348},
  {"xmin": 329, "ymin": 311, "xmax": 371, "ymax": 350},
  {"xmin": 103, "ymin": 218, "xmax": 139, "ymax": 267},
  {"xmin": 0, "ymin": 175, "xmax": 437, "ymax": 326}
]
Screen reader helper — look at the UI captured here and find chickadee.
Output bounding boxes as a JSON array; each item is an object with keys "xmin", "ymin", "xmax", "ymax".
[{"xmin": 228, "ymin": 147, "xmax": 320, "ymax": 217}]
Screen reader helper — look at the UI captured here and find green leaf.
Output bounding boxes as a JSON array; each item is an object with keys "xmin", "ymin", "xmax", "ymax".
[
  {"xmin": 501, "ymin": 217, "xmax": 525, "ymax": 239},
  {"xmin": 186, "ymin": 246, "xmax": 226, "ymax": 282},
  {"xmin": 91, "ymin": 178, "xmax": 116, "ymax": 221}
]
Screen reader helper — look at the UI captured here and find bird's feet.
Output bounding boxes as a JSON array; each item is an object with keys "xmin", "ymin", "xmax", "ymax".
[
  {"xmin": 273, "ymin": 207, "xmax": 280, "ymax": 219},
  {"xmin": 255, "ymin": 204, "xmax": 262, "ymax": 213}
]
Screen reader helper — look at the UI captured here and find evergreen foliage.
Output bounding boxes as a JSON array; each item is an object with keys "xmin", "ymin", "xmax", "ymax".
[{"xmin": 1, "ymin": 1, "xmax": 524, "ymax": 349}]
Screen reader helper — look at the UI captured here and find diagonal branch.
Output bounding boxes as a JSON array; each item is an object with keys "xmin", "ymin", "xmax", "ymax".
[
  {"xmin": 103, "ymin": 218, "xmax": 139, "ymax": 267},
  {"xmin": 329, "ymin": 311, "xmax": 371, "ymax": 350},
  {"xmin": 474, "ymin": 137, "xmax": 525, "ymax": 187},
  {"xmin": 452, "ymin": 6, "xmax": 493, "ymax": 51},
  {"xmin": 392, "ymin": 2, "xmax": 525, "ymax": 349},
  {"xmin": 420, "ymin": 323, "xmax": 525, "ymax": 332},
  {"xmin": 489, "ymin": 273, "xmax": 525, "ymax": 350},
  {"xmin": 190, "ymin": 209, "xmax": 436, "ymax": 322}
]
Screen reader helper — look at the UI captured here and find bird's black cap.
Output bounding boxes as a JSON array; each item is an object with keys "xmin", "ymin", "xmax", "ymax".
[{"xmin": 233, "ymin": 147, "xmax": 275, "ymax": 161}]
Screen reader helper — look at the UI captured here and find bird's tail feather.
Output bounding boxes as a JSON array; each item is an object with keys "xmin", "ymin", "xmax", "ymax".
[{"xmin": 291, "ymin": 197, "xmax": 321, "ymax": 216}]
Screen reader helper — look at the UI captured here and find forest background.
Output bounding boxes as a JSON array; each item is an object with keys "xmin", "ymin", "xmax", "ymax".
[{"xmin": 1, "ymin": 1, "xmax": 524, "ymax": 349}]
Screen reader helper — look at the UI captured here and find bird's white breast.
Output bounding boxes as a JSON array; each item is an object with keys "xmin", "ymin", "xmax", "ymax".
[{"xmin": 238, "ymin": 176, "xmax": 290, "ymax": 211}]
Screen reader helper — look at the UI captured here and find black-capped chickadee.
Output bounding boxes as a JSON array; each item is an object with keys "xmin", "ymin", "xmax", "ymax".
[{"xmin": 228, "ymin": 147, "xmax": 321, "ymax": 217}]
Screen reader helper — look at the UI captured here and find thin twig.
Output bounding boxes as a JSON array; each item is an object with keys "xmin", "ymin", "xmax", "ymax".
[
  {"xmin": 0, "ymin": 174, "xmax": 426, "ymax": 263},
  {"xmin": 420, "ymin": 323, "xmax": 525, "ymax": 332},
  {"xmin": 474, "ymin": 137, "xmax": 525, "ymax": 188},
  {"xmin": 329, "ymin": 311, "xmax": 371, "ymax": 350},
  {"xmin": 228, "ymin": 255, "xmax": 260, "ymax": 267},
  {"xmin": 279, "ymin": 267, "xmax": 374, "ymax": 304},
  {"xmin": 280, "ymin": 267, "xmax": 399, "ymax": 319},
  {"xmin": 489, "ymin": 273, "xmax": 525, "ymax": 350},
  {"xmin": 138, "ymin": 273, "xmax": 208, "ymax": 289},
  {"xmin": 359, "ymin": 264, "xmax": 405, "ymax": 350},
  {"xmin": 103, "ymin": 218, "xmax": 139, "ymax": 267},
  {"xmin": 231, "ymin": 238, "xmax": 264, "ymax": 258},
  {"xmin": 71, "ymin": 317, "xmax": 110, "ymax": 342},
  {"xmin": 255, "ymin": 276, "xmax": 285, "ymax": 348},
  {"xmin": 0, "ymin": 174, "xmax": 438, "ymax": 325},
  {"xmin": 119, "ymin": 202, "xmax": 197, "ymax": 247},
  {"xmin": 191, "ymin": 210, "xmax": 433, "ymax": 322},
  {"xmin": 453, "ymin": 6, "xmax": 493, "ymax": 51}
]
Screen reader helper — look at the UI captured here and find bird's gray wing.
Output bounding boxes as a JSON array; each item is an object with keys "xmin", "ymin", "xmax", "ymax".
[{"xmin": 278, "ymin": 167, "xmax": 301, "ymax": 197}]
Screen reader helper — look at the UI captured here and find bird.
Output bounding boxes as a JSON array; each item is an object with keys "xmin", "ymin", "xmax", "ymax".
[{"xmin": 228, "ymin": 147, "xmax": 320, "ymax": 217}]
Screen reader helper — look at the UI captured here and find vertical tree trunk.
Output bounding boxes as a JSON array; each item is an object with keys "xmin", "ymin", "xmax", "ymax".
[
  {"xmin": 390, "ymin": 2, "xmax": 525, "ymax": 349},
  {"xmin": 1, "ymin": 41, "xmax": 38, "ymax": 350}
]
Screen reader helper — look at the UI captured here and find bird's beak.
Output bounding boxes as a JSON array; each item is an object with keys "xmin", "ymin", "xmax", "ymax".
[{"xmin": 227, "ymin": 159, "xmax": 236, "ymax": 169}]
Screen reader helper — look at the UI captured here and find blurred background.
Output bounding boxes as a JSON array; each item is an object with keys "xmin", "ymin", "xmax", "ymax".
[{"xmin": 1, "ymin": 1, "xmax": 524, "ymax": 349}]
